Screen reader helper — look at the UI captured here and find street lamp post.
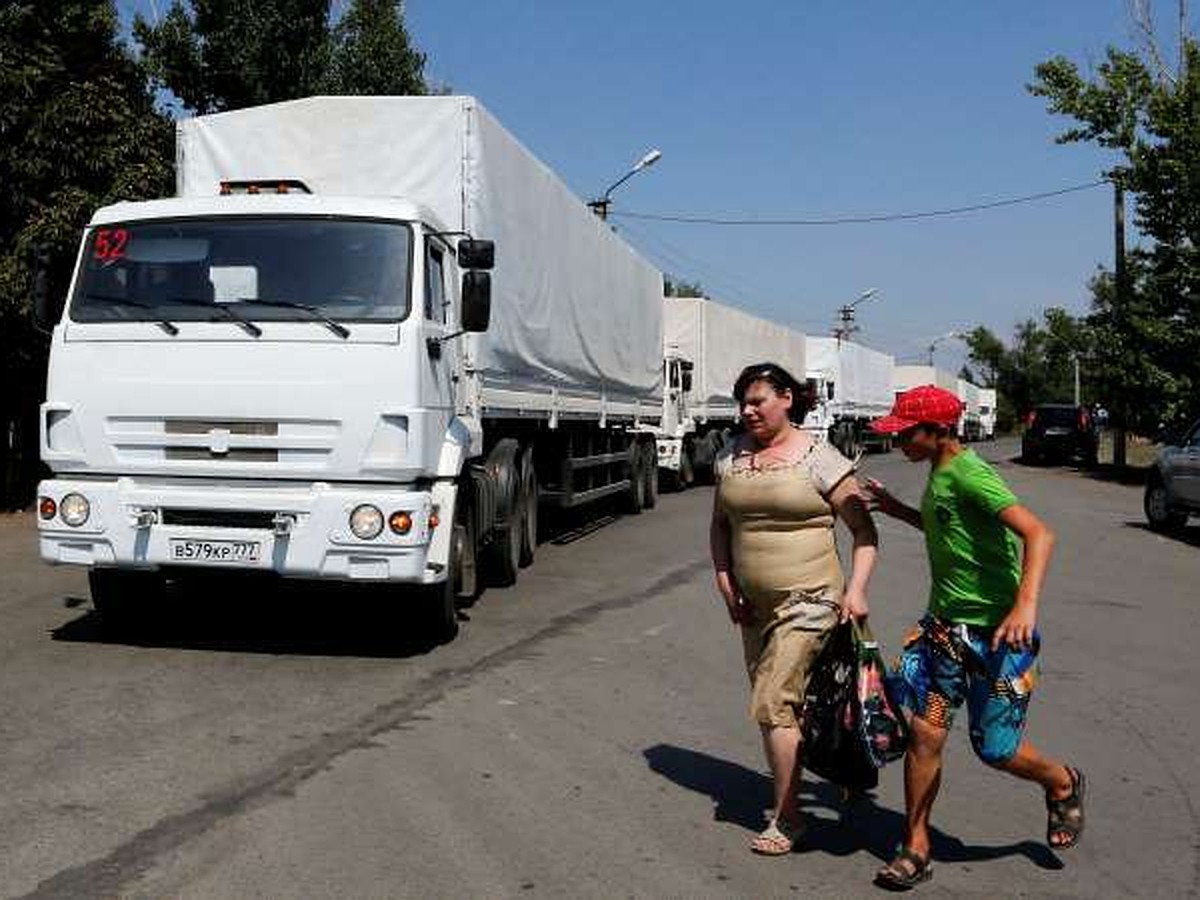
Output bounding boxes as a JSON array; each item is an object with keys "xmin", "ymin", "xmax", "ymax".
[
  {"xmin": 832, "ymin": 288, "xmax": 879, "ymax": 342},
  {"xmin": 927, "ymin": 330, "xmax": 966, "ymax": 366},
  {"xmin": 588, "ymin": 149, "xmax": 662, "ymax": 221}
]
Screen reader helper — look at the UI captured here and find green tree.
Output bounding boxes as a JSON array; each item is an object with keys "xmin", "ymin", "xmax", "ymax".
[
  {"xmin": 664, "ymin": 276, "xmax": 704, "ymax": 298},
  {"xmin": 1030, "ymin": 19, "xmax": 1200, "ymax": 436},
  {"xmin": 324, "ymin": 0, "xmax": 426, "ymax": 95},
  {"xmin": 0, "ymin": 1, "xmax": 174, "ymax": 507},
  {"xmin": 135, "ymin": 0, "xmax": 428, "ymax": 112}
]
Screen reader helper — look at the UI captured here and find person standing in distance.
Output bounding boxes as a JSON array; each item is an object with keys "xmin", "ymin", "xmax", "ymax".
[{"xmin": 863, "ymin": 385, "xmax": 1084, "ymax": 891}]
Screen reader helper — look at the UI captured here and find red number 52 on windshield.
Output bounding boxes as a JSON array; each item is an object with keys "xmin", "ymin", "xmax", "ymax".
[{"xmin": 93, "ymin": 228, "xmax": 129, "ymax": 261}]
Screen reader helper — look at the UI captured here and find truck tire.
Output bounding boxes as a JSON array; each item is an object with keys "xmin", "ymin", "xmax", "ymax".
[
  {"xmin": 454, "ymin": 485, "xmax": 480, "ymax": 604},
  {"xmin": 679, "ymin": 442, "xmax": 695, "ymax": 489},
  {"xmin": 89, "ymin": 568, "xmax": 163, "ymax": 633},
  {"xmin": 1144, "ymin": 475, "xmax": 1188, "ymax": 533},
  {"xmin": 642, "ymin": 443, "xmax": 658, "ymax": 510},
  {"xmin": 623, "ymin": 445, "xmax": 646, "ymax": 514},
  {"xmin": 483, "ymin": 440, "xmax": 521, "ymax": 587},
  {"xmin": 419, "ymin": 524, "xmax": 460, "ymax": 646},
  {"xmin": 518, "ymin": 445, "xmax": 538, "ymax": 568}
]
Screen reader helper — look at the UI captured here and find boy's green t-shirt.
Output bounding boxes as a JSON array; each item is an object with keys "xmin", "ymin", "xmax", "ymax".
[{"xmin": 920, "ymin": 449, "xmax": 1022, "ymax": 627}]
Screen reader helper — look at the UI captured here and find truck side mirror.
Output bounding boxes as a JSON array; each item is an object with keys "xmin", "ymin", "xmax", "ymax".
[
  {"xmin": 461, "ymin": 270, "xmax": 491, "ymax": 332},
  {"xmin": 458, "ymin": 239, "xmax": 495, "ymax": 270},
  {"xmin": 32, "ymin": 246, "xmax": 58, "ymax": 333},
  {"xmin": 681, "ymin": 370, "xmax": 693, "ymax": 393}
]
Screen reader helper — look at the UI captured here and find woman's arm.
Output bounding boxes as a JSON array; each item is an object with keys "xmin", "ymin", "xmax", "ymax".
[
  {"xmin": 829, "ymin": 475, "xmax": 879, "ymax": 622},
  {"xmin": 710, "ymin": 490, "xmax": 751, "ymax": 624}
]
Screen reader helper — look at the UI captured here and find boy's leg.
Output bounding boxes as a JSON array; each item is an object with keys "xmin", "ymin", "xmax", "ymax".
[
  {"xmin": 903, "ymin": 713, "xmax": 950, "ymax": 860},
  {"xmin": 965, "ymin": 640, "xmax": 1082, "ymax": 847}
]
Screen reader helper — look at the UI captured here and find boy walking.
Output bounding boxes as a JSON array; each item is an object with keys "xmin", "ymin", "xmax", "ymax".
[{"xmin": 864, "ymin": 386, "xmax": 1084, "ymax": 891}]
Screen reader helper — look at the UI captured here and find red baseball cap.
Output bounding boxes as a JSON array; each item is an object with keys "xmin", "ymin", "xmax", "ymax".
[{"xmin": 871, "ymin": 385, "xmax": 964, "ymax": 434}]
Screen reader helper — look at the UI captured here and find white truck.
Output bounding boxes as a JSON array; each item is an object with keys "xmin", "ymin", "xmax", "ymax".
[
  {"xmin": 956, "ymin": 378, "xmax": 982, "ymax": 441},
  {"xmin": 803, "ymin": 337, "xmax": 895, "ymax": 456},
  {"xmin": 33, "ymin": 96, "xmax": 667, "ymax": 644},
  {"xmin": 655, "ymin": 296, "xmax": 806, "ymax": 486},
  {"xmin": 978, "ymin": 387, "xmax": 998, "ymax": 439}
]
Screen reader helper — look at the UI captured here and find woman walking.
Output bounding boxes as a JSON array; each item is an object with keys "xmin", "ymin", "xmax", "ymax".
[{"xmin": 710, "ymin": 362, "xmax": 878, "ymax": 855}]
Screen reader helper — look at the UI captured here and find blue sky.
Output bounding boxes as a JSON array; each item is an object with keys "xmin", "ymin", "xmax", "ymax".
[{"xmin": 123, "ymin": 1, "xmax": 1161, "ymax": 372}]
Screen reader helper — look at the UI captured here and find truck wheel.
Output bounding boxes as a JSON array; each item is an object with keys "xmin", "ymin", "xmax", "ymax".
[
  {"xmin": 89, "ymin": 568, "xmax": 163, "ymax": 633},
  {"xmin": 454, "ymin": 488, "xmax": 480, "ymax": 604},
  {"xmin": 623, "ymin": 446, "xmax": 646, "ymax": 514},
  {"xmin": 518, "ymin": 446, "xmax": 538, "ymax": 568},
  {"xmin": 483, "ymin": 440, "xmax": 521, "ymax": 587},
  {"xmin": 642, "ymin": 444, "xmax": 658, "ymax": 510},
  {"xmin": 679, "ymin": 443, "xmax": 695, "ymax": 489},
  {"xmin": 420, "ymin": 532, "xmax": 460, "ymax": 647},
  {"xmin": 1145, "ymin": 476, "xmax": 1187, "ymax": 533}
]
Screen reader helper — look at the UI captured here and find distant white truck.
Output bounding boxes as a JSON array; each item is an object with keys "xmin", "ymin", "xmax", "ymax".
[
  {"xmin": 34, "ymin": 96, "xmax": 668, "ymax": 644},
  {"xmin": 655, "ymin": 297, "xmax": 806, "ymax": 486},
  {"xmin": 957, "ymin": 378, "xmax": 982, "ymax": 441},
  {"xmin": 978, "ymin": 388, "xmax": 998, "ymax": 439},
  {"xmin": 803, "ymin": 337, "xmax": 896, "ymax": 456}
]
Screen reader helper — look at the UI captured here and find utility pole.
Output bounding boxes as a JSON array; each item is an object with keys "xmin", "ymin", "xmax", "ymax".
[{"xmin": 1113, "ymin": 180, "xmax": 1127, "ymax": 468}]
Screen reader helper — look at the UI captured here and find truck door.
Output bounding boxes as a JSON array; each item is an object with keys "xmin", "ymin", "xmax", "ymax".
[{"xmin": 422, "ymin": 239, "xmax": 456, "ymax": 425}]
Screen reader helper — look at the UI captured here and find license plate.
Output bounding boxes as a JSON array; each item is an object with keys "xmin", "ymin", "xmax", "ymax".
[{"xmin": 169, "ymin": 538, "xmax": 261, "ymax": 564}]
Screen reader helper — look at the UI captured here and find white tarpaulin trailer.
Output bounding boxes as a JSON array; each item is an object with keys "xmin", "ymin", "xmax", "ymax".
[
  {"xmin": 663, "ymin": 297, "xmax": 806, "ymax": 421},
  {"xmin": 177, "ymin": 96, "xmax": 665, "ymax": 414},
  {"xmin": 805, "ymin": 337, "xmax": 894, "ymax": 417},
  {"xmin": 893, "ymin": 364, "xmax": 959, "ymax": 395}
]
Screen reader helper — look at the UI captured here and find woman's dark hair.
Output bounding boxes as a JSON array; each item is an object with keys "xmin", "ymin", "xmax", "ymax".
[{"xmin": 733, "ymin": 362, "xmax": 813, "ymax": 423}]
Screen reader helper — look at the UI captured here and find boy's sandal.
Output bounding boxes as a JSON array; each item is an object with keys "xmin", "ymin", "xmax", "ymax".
[
  {"xmin": 1046, "ymin": 765, "xmax": 1086, "ymax": 850},
  {"xmin": 750, "ymin": 817, "xmax": 803, "ymax": 856},
  {"xmin": 874, "ymin": 847, "xmax": 932, "ymax": 891}
]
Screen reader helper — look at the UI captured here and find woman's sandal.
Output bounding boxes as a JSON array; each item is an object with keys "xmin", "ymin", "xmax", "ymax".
[
  {"xmin": 750, "ymin": 817, "xmax": 803, "ymax": 856},
  {"xmin": 1046, "ymin": 765, "xmax": 1086, "ymax": 850},
  {"xmin": 874, "ymin": 847, "xmax": 932, "ymax": 891}
]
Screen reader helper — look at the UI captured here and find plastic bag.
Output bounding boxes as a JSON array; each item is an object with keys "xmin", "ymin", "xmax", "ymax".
[
  {"xmin": 802, "ymin": 622, "xmax": 878, "ymax": 791},
  {"xmin": 852, "ymin": 619, "xmax": 909, "ymax": 768}
]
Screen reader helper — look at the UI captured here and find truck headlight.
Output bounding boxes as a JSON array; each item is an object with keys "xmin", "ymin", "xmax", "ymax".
[
  {"xmin": 349, "ymin": 504, "xmax": 383, "ymax": 540},
  {"xmin": 60, "ymin": 493, "xmax": 90, "ymax": 527}
]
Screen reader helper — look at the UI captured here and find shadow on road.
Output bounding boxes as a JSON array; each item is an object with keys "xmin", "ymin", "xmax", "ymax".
[
  {"xmin": 643, "ymin": 743, "xmax": 1063, "ymax": 870},
  {"xmin": 50, "ymin": 578, "xmax": 455, "ymax": 659},
  {"xmin": 1123, "ymin": 520, "xmax": 1200, "ymax": 548}
]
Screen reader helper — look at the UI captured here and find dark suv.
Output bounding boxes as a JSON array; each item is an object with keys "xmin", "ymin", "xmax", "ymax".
[
  {"xmin": 1021, "ymin": 404, "xmax": 1098, "ymax": 466},
  {"xmin": 1144, "ymin": 418, "xmax": 1200, "ymax": 532}
]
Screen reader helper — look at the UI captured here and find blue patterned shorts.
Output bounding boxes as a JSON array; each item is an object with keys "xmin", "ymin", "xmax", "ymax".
[{"xmin": 888, "ymin": 614, "xmax": 1039, "ymax": 765}]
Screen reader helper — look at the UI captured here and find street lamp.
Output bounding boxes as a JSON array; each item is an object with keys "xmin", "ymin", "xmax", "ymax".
[
  {"xmin": 588, "ymin": 149, "xmax": 663, "ymax": 220},
  {"xmin": 832, "ymin": 288, "xmax": 880, "ymax": 342},
  {"xmin": 927, "ymin": 330, "xmax": 966, "ymax": 365}
]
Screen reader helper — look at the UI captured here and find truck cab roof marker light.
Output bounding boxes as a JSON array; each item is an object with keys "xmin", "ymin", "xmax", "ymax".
[{"xmin": 219, "ymin": 179, "xmax": 312, "ymax": 196}]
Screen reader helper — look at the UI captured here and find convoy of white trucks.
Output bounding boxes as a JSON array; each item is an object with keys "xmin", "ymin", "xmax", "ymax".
[{"xmin": 33, "ymin": 95, "xmax": 996, "ymax": 644}]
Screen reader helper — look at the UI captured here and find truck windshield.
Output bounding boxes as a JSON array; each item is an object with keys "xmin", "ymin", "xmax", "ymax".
[{"xmin": 71, "ymin": 217, "xmax": 411, "ymax": 325}]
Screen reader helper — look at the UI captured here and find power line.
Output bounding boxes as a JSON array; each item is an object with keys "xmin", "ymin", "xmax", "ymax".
[{"xmin": 610, "ymin": 179, "xmax": 1109, "ymax": 227}]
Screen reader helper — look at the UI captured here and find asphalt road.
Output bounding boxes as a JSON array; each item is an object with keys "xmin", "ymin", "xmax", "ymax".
[{"xmin": 2, "ymin": 439, "xmax": 1198, "ymax": 899}]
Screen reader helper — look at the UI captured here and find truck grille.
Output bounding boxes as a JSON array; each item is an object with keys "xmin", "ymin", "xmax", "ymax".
[
  {"xmin": 160, "ymin": 508, "xmax": 278, "ymax": 529},
  {"xmin": 107, "ymin": 417, "xmax": 338, "ymax": 468}
]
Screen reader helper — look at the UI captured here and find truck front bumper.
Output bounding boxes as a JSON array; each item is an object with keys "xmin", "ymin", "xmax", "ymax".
[{"xmin": 36, "ymin": 476, "xmax": 456, "ymax": 583}]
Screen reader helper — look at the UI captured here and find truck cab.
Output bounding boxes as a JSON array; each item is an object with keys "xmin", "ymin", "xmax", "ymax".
[{"xmin": 36, "ymin": 187, "xmax": 492, "ymax": 637}]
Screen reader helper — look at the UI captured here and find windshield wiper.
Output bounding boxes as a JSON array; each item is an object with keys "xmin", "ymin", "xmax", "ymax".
[
  {"xmin": 165, "ymin": 297, "xmax": 262, "ymax": 338},
  {"xmin": 82, "ymin": 293, "xmax": 179, "ymax": 335},
  {"xmin": 234, "ymin": 298, "xmax": 350, "ymax": 339}
]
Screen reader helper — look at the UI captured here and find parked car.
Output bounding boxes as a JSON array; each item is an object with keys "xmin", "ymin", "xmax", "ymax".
[
  {"xmin": 1021, "ymin": 404, "xmax": 1098, "ymax": 466},
  {"xmin": 1144, "ymin": 418, "xmax": 1200, "ymax": 532}
]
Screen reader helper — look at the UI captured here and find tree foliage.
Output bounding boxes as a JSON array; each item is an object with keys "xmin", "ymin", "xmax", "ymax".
[
  {"xmin": 0, "ymin": 1, "xmax": 174, "ymax": 506},
  {"xmin": 663, "ymin": 276, "xmax": 704, "ymax": 298},
  {"xmin": 1029, "ymin": 17, "xmax": 1200, "ymax": 433},
  {"xmin": 135, "ymin": 0, "xmax": 427, "ymax": 113}
]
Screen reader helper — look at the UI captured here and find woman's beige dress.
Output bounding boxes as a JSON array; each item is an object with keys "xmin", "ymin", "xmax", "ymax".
[{"xmin": 716, "ymin": 438, "xmax": 855, "ymax": 727}]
